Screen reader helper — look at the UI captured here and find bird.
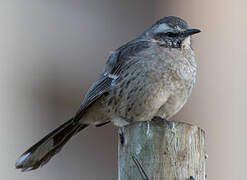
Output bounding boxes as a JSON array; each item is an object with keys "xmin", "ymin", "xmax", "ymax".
[{"xmin": 15, "ymin": 16, "xmax": 200, "ymax": 171}]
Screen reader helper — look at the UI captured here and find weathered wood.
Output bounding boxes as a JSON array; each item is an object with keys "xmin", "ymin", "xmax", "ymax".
[{"xmin": 118, "ymin": 119, "xmax": 206, "ymax": 180}]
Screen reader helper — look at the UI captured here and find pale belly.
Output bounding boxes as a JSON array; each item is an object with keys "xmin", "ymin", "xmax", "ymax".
[{"xmin": 155, "ymin": 89, "xmax": 192, "ymax": 120}]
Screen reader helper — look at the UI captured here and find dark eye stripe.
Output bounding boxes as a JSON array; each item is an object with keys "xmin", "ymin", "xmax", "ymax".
[{"xmin": 166, "ymin": 32, "xmax": 177, "ymax": 37}]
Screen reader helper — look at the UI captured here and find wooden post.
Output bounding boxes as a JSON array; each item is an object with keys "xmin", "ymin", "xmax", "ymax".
[{"xmin": 118, "ymin": 119, "xmax": 206, "ymax": 180}]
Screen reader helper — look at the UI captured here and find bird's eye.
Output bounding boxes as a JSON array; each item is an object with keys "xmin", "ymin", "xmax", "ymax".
[{"xmin": 166, "ymin": 32, "xmax": 177, "ymax": 37}]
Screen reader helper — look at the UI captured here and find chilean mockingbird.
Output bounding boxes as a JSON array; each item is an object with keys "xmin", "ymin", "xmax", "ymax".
[{"xmin": 16, "ymin": 16, "xmax": 200, "ymax": 171}]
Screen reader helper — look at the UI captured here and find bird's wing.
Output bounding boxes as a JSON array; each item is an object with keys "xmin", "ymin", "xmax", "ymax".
[
  {"xmin": 75, "ymin": 39, "xmax": 150, "ymax": 120},
  {"xmin": 105, "ymin": 39, "xmax": 150, "ymax": 75},
  {"xmin": 75, "ymin": 73, "xmax": 116, "ymax": 118}
]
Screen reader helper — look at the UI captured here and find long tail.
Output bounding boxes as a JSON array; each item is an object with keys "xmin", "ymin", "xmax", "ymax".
[{"xmin": 15, "ymin": 118, "xmax": 88, "ymax": 171}]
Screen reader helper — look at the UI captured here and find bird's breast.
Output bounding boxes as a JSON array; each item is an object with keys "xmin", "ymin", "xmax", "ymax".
[{"xmin": 151, "ymin": 47, "xmax": 197, "ymax": 93}]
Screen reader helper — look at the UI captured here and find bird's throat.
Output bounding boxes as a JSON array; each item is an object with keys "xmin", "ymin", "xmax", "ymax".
[{"xmin": 181, "ymin": 37, "xmax": 191, "ymax": 49}]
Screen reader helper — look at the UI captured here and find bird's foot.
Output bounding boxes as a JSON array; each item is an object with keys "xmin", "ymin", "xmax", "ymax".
[
  {"xmin": 119, "ymin": 128, "xmax": 125, "ymax": 146},
  {"xmin": 189, "ymin": 176, "xmax": 195, "ymax": 180},
  {"xmin": 151, "ymin": 116, "xmax": 170, "ymax": 125}
]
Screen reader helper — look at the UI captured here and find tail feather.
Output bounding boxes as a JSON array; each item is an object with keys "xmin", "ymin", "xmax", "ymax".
[{"xmin": 15, "ymin": 118, "xmax": 88, "ymax": 171}]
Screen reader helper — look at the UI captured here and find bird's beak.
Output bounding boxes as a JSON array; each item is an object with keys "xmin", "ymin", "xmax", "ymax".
[{"xmin": 184, "ymin": 29, "xmax": 201, "ymax": 37}]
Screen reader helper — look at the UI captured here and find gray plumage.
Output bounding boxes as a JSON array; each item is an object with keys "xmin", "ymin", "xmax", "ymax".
[{"xmin": 16, "ymin": 16, "xmax": 200, "ymax": 171}]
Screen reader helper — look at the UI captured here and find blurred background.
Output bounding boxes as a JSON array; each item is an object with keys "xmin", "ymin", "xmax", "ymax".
[{"xmin": 0, "ymin": 0, "xmax": 244, "ymax": 179}]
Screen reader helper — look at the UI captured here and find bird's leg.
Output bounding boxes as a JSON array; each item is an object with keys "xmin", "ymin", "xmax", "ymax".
[
  {"xmin": 151, "ymin": 116, "xmax": 170, "ymax": 125},
  {"xmin": 119, "ymin": 128, "xmax": 125, "ymax": 146},
  {"xmin": 189, "ymin": 176, "xmax": 195, "ymax": 180}
]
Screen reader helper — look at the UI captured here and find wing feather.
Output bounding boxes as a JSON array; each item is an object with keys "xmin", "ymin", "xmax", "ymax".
[{"xmin": 75, "ymin": 39, "xmax": 150, "ymax": 120}]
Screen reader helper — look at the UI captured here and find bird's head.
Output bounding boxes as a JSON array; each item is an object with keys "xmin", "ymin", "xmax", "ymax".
[{"xmin": 143, "ymin": 16, "xmax": 200, "ymax": 48}]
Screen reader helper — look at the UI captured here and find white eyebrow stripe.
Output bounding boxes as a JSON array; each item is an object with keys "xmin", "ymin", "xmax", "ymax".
[
  {"xmin": 154, "ymin": 23, "xmax": 171, "ymax": 33},
  {"xmin": 175, "ymin": 25, "xmax": 183, "ymax": 31}
]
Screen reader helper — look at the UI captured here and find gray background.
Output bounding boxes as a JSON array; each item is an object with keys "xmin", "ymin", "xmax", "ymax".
[{"xmin": 0, "ymin": 0, "xmax": 244, "ymax": 179}]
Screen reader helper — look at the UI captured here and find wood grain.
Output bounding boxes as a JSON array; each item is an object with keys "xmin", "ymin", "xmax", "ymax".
[{"xmin": 118, "ymin": 119, "xmax": 206, "ymax": 180}]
